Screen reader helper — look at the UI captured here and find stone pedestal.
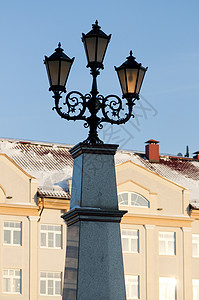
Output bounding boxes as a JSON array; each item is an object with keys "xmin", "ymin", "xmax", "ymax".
[{"xmin": 62, "ymin": 143, "xmax": 127, "ymax": 300}]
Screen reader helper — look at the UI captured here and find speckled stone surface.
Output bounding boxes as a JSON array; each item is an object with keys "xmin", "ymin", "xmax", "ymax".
[
  {"xmin": 62, "ymin": 144, "xmax": 126, "ymax": 300},
  {"xmin": 62, "ymin": 222, "xmax": 79, "ymax": 300},
  {"xmin": 70, "ymin": 145, "xmax": 118, "ymax": 210},
  {"xmin": 77, "ymin": 221, "xmax": 126, "ymax": 300}
]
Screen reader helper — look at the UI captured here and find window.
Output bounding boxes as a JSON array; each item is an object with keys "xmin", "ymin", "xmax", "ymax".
[
  {"xmin": 40, "ymin": 224, "xmax": 62, "ymax": 249},
  {"xmin": 125, "ymin": 275, "xmax": 139, "ymax": 299},
  {"xmin": 118, "ymin": 192, "xmax": 149, "ymax": 208},
  {"xmin": 193, "ymin": 279, "xmax": 199, "ymax": 300},
  {"xmin": 122, "ymin": 229, "xmax": 139, "ymax": 253},
  {"xmin": 4, "ymin": 221, "xmax": 22, "ymax": 246},
  {"xmin": 192, "ymin": 234, "xmax": 199, "ymax": 257},
  {"xmin": 159, "ymin": 277, "xmax": 176, "ymax": 300},
  {"xmin": 40, "ymin": 272, "xmax": 62, "ymax": 296},
  {"xmin": 159, "ymin": 232, "xmax": 176, "ymax": 255},
  {"xmin": 3, "ymin": 269, "xmax": 21, "ymax": 294}
]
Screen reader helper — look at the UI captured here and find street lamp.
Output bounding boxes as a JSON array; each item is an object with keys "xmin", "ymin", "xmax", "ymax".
[{"xmin": 44, "ymin": 20, "xmax": 148, "ymax": 144}]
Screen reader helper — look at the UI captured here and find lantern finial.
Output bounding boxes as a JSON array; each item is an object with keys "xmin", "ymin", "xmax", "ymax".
[
  {"xmin": 55, "ymin": 42, "xmax": 64, "ymax": 53},
  {"xmin": 92, "ymin": 20, "xmax": 100, "ymax": 31},
  {"xmin": 126, "ymin": 50, "xmax": 136, "ymax": 61}
]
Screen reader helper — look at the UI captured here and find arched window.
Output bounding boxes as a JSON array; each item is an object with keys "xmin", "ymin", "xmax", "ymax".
[{"xmin": 118, "ymin": 192, "xmax": 149, "ymax": 208}]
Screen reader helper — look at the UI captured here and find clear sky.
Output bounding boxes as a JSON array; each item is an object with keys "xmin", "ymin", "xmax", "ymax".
[{"xmin": 0, "ymin": 0, "xmax": 199, "ymax": 155}]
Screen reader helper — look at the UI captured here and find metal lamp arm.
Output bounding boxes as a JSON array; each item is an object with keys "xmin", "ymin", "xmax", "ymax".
[
  {"xmin": 53, "ymin": 91, "xmax": 87, "ymax": 121},
  {"xmin": 100, "ymin": 94, "xmax": 135, "ymax": 125}
]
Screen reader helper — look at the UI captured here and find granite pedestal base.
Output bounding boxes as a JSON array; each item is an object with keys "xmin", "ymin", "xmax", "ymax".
[
  {"xmin": 62, "ymin": 208, "xmax": 126, "ymax": 300},
  {"xmin": 62, "ymin": 143, "xmax": 127, "ymax": 300}
]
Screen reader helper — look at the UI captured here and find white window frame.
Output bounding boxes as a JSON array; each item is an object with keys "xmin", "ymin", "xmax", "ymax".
[
  {"xmin": 159, "ymin": 231, "xmax": 176, "ymax": 256},
  {"xmin": 193, "ymin": 279, "xmax": 199, "ymax": 300},
  {"xmin": 159, "ymin": 277, "xmax": 176, "ymax": 300},
  {"xmin": 3, "ymin": 221, "xmax": 22, "ymax": 246},
  {"xmin": 125, "ymin": 275, "xmax": 139, "ymax": 299},
  {"xmin": 118, "ymin": 192, "xmax": 149, "ymax": 208},
  {"xmin": 3, "ymin": 269, "xmax": 21, "ymax": 294},
  {"xmin": 192, "ymin": 234, "xmax": 199, "ymax": 258},
  {"xmin": 40, "ymin": 224, "xmax": 62, "ymax": 249},
  {"xmin": 40, "ymin": 271, "xmax": 62, "ymax": 296},
  {"xmin": 122, "ymin": 229, "xmax": 139, "ymax": 253}
]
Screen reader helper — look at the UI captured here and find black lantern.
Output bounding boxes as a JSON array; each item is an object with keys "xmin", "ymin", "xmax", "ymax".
[
  {"xmin": 44, "ymin": 43, "xmax": 74, "ymax": 92},
  {"xmin": 115, "ymin": 51, "xmax": 148, "ymax": 99},
  {"xmin": 82, "ymin": 20, "xmax": 111, "ymax": 69}
]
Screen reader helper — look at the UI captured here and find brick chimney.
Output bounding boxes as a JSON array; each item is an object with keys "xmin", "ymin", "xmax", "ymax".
[
  {"xmin": 145, "ymin": 139, "xmax": 159, "ymax": 162},
  {"xmin": 193, "ymin": 151, "xmax": 199, "ymax": 160}
]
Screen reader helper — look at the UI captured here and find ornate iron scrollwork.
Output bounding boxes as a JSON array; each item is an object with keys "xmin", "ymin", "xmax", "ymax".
[
  {"xmin": 101, "ymin": 95, "xmax": 135, "ymax": 125},
  {"xmin": 52, "ymin": 67, "xmax": 137, "ymax": 144}
]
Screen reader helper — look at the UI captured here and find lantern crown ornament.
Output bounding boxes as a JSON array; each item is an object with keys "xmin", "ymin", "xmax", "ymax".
[{"xmin": 44, "ymin": 22, "xmax": 148, "ymax": 144}]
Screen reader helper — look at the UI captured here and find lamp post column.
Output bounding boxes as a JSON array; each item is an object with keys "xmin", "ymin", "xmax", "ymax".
[{"xmin": 62, "ymin": 143, "xmax": 127, "ymax": 300}]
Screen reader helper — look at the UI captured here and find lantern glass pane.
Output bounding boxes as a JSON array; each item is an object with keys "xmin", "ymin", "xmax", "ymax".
[
  {"xmin": 136, "ymin": 68, "xmax": 146, "ymax": 94},
  {"xmin": 126, "ymin": 68, "xmax": 138, "ymax": 94},
  {"xmin": 45, "ymin": 62, "xmax": 52, "ymax": 87},
  {"xmin": 117, "ymin": 69, "xmax": 127, "ymax": 95},
  {"xmin": 60, "ymin": 61, "xmax": 71, "ymax": 87},
  {"xmin": 48, "ymin": 61, "xmax": 60, "ymax": 86},
  {"xmin": 97, "ymin": 37, "xmax": 108, "ymax": 63},
  {"xmin": 85, "ymin": 37, "xmax": 96, "ymax": 63}
]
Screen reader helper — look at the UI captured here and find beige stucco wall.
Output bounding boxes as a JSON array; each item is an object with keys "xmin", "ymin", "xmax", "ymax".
[
  {"xmin": 0, "ymin": 215, "xmax": 30, "ymax": 299},
  {"xmin": 116, "ymin": 161, "xmax": 189, "ymax": 216},
  {"xmin": 0, "ymin": 211, "xmax": 66, "ymax": 300},
  {"xmin": 38, "ymin": 209, "xmax": 66, "ymax": 300},
  {"xmin": 0, "ymin": 154, "xmax": 38, "ymax": 204},
  {"xmin": 117, "ymin": 161, "xmax": 194, "ymax": 299}
]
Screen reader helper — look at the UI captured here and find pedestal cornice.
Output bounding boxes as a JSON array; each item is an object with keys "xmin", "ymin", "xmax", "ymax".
[
  {"xmin": 62, "ymin": 207, "xmax": 127, "ymax": 226},
  {"xmin": 69, "ymin": 142, "xmax": 119, "ymax": 158}
]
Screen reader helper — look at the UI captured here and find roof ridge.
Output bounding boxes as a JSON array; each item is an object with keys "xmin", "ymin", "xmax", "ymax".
[{"xmin": 0, "ymin": 137, "xmax": 73, "ymax": 149}]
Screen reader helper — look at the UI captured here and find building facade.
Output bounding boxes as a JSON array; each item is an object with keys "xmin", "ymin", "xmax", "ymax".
[{"xmin": 0, "ymin": 138, "xmax": 199, "ymax": 299}]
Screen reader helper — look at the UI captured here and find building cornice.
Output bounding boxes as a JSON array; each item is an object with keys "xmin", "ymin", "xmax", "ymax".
[
  {"xmin": 38, "ymin": 197, "xmax": 70, "ymax": 211},
  {"xmin": 0, "ymin": 203, "xmax": 39, "ymax": 216},
  {"xmin": 190, "ymin": 209, "xmax": 199, "ymax": 220},
  {"xmin": 121, "ymin": 213, "xmax": 193, "ymax": 227},
  {"xmin": 0, "ymin": 197, "xmax": 70, "ymax": 216}
]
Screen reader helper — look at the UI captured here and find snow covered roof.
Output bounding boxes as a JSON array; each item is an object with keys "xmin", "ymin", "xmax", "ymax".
[
  {"xmin": 1, "ymin": 138, "xmax": 199, "ymax": 206},
  {"xmin": 38, "ymin": 187, "xmax": 70, "ymax": 199},
  {"xmin": 0, "ymin": 138, "xmax": 73, "ymax": 195}
]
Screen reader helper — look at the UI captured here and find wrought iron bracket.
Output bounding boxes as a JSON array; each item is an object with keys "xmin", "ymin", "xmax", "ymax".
[{"xmin": 52, "ymin": 91, "xmax": 136, "ymax": 144}]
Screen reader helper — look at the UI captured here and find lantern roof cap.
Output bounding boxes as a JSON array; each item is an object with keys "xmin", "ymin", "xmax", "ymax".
[
  {"xmin": 45, "ymin": 43, "xmax": 74, "ymax": 62},
  {"xmin": 115, "ymin": 50, "xmax": 148, "ymax": 71},
  {"xmin": 82, "ymin": 20, "xmax": 111, "ymax": 39}
]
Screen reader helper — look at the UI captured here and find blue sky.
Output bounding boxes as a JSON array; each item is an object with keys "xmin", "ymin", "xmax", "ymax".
[{"xmin": 0, "ymin": 0, "xmax": 199, "ymax": 155}]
